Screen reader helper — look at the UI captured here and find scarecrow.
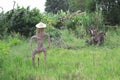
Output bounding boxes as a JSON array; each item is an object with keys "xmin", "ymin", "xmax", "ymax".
[{"xmin": 30, "ymin": 22, "xmax": 50, "ymax": 66}]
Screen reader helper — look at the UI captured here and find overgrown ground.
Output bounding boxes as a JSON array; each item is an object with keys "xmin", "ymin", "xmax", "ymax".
[{"xmin": 0, "ymin": 29, "xmax": 120, "ymax": 80}]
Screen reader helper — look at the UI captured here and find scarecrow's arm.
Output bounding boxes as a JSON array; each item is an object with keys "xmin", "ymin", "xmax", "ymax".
[
  {"xmin": 30, "ymin": 35, "xmax": 38, "ymax": 50},
  {"xmin": 44, "ymin": 34, "xmax": 51, "ymax": 48}
]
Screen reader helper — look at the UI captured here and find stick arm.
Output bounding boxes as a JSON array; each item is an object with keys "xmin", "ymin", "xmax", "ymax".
[
  {"xmin": 44, "ymin": 33, "xmax": 51, "ymax": 48},
  {"xmin": 30, "ymin": 35, "xmax": 38, "ymax": 51}
]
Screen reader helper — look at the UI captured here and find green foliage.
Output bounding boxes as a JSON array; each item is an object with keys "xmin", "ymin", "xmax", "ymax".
[
  {"xmin": 63, "ymin": 11, "xmax": 104, "ymax": 37},
  {"xmin": 1, "ymin": 6, "xmax": 42, "ymax": 37},
  {"xmin": 7, "ymin": 37, "xmax": 22, "ymax": 47},
  {"xmin": 42, "ymin": 13, "xmax": 59, "ymax": 26},
  {"xmin": 67, "ymin": 20, "xmax": 77, "ymax": 30},
  {"xmin": 42, "ymin": 9, "xmax": 104, "ymax": 38},
  {"xmin": 9, "ymin": 7, "xmax": 42, "ymax": 36},
  {"xmin": 0, "ymin": 41, "xmax": 9, "ymax": 58},
  {"xmin": 61, "ymin": 12, "xmax": 80, "ymax": 32},
  {"xmin": 0, "ymin": 12, "xmax": 8, "ymax": 38},
  {"xmin": 45, "ymin": 26, "xmax": 62, "ymax": 41},
  {"xmin": 86, "ymin": 0, "xmax": 96, "ymax": 12},
  {"xmin": 83, "ymin": 11, "xmax": 104, "ymax": 30},
  {"xmin": 68, "ymin": 0, "xmax": 88, "ymax": 12},
  {"xmin": 1, "ymin": 29, "xmax": 120, "ymax": 80},
  {"xmin": 104, "ymin": 29, "xmax": 120, "ymax": 48},
  {"xmin": 53, "ymin": 10, "xmax": 67, "ymax": 29},
  {"xmin": 105, "ymin": 2, "xmax": 120, "ymax": 25},
  {"xmin": 87, "ymin": 0, "xmax": 120, "ymax": 25},
  {"xmin": 45, "ymin": 0, "xmax": 69, "ymax": 13},
  {"xmin": 0, "ymin": 3, "xmax": 120, "ymax": 79},
  {"xmin": 0, "ymin": 40, "xmax": 9, "ymax": 69},
  {"xmin": 98, "ymin": 0, "xmax": 120, "ymax": 25},
  {"xmin": 41, "ymin": 12, "xmax": 67, "ymax": 40},
  {"xmin": 0, "ymin": 34, "xmax": 22, "ymax": 70}
]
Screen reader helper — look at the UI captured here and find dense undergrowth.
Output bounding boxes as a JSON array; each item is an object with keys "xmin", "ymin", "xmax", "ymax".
[
  {"xmin": 0, "ymin": 29, "xmax": 120, "ymax": 80},
  {"xmin": 0, "ymin": 1, "xmax": 120, "ymax": 80}
]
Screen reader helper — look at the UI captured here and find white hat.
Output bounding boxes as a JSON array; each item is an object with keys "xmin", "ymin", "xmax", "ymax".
[{"xmin": 35, "ymin": 22, "xmax": 46, "ymax": 28}]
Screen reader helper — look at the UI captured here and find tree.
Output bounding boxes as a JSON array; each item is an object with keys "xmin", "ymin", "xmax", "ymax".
[
  {"xmin": 45, "ymin": 0, "xmax": 69, "ymax": 13},
  {"xmin": 0, "ymin": 12, "xmax": 6, "ymax": 38},
  {"xmin": 87, "ymin": 0, "xmax": 120, "ymax": 25},
  {"xmin": 86, "ymin": 0, "xmax": 96, "ymax": 12},
  {"xmin": 3, "ymin": 6, "xmax": 42, "ymax": 37},
  {"xmin": 97, "ymin": 0, "xmax": 120, "ymax": 25},
  {"xmin": 68, "ymin": 0, "xmax": 88, "ymax": 12}
]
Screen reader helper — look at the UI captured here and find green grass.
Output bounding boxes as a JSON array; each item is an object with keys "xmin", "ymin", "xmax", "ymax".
[{"xmin": 1, "ymin": 29, "xmax": 120, "ymax": 80}]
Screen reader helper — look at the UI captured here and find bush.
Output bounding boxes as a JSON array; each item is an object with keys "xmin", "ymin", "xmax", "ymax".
[
  {"xmin": 42, "ymin": 11, "xmax": 66, "ymax": 29},
  {"xmin": 45, "ymin": 26, "xmax": 61, "ymax": 41},
  {"xmin": 41, "ymin": 11, "xmax": 66, "ymax": 41},
  {"xmin": 2, "ymin": 6, "xmax": 42, "ymax": 37},
  {"xmin": 86, "ymin": 0, "xmax": 96, "ymax": 12},
  {"xmin": 8, "ymin": 37, "xmax": 22, "ymax": 47},
  {"xmin": 86, "ymin": 0, "xmax": 120, "ymax": 25},
  {"xmin": 0, "ymin": 12, "xmax": 8, "ymax": 38}
]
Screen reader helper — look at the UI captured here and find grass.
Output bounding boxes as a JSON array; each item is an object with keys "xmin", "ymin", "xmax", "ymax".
[{"xmin": 1, "ymin": 29, "xmax": 120, "ymax": 80}]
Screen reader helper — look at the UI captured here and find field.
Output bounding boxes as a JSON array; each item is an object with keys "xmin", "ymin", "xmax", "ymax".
[{"xmin": 0, "ymin": 29, "xmax": 120, "ymax": 80}]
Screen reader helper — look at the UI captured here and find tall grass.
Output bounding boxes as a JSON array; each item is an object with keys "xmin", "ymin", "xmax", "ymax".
[{"xmin": 0, "ymin": 29, "xmax": 120, "ymax": 80}]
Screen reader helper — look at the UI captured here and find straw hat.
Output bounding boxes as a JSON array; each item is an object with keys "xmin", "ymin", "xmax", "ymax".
[{"xmin": 35, "ymin": 22, "xmax": 46, "ymax": 28}]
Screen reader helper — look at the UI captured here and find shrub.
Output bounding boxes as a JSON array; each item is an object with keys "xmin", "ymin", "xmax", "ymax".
[
  {"xmin": 86, "ymin": 0, "xmax": 96, "ymax": 12},
  {"xmin": 42, "ymin": 10, "xmax": 66, "ymax": 29},
  {"xmin": 0, "ymin": 12, "xmax": 8, "ymax": 38},
  {"xmin": 45, "ymin": 26, "xmax": 61, "ymax": 41},
  {"xmin": 86, "ymin": 0, "xmax": 120, "ymax": 25},
  {"xmin": 7, "ymin": 37, "xmax": 21, "ymax": 47},
  {"xmin": 4, "ymin": 6, "xmax": 42, "ymax": 37},
  {"xmin": 41, "ymin": 11, "xmax": 66, "ymax": 41}
]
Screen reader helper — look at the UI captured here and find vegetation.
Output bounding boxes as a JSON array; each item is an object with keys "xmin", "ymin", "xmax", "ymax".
[
  {"xmin": 0, "ymin": 6, "xmax": 42, "ymax": 37},
  {"xmin": 0, "ymin": 0, "xmax": 120, "ymax": 80},
  {"xmin": 45, "ymin": 0, "xmax": 69, "ymax": 13},
  {"xmin": 68, "ymin": 0, "xmax": 88, "ymax": 12},
  {"xmin": 45, "ymin": 0, "xmax": 120, "ymax": 25},
  {"xmin": 0, "ymin": 29, "xmax": 120, "ymax": 80},
  {"xmin": 87, "ymin": 0, "xmax": 120, "ymax": 25}
]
